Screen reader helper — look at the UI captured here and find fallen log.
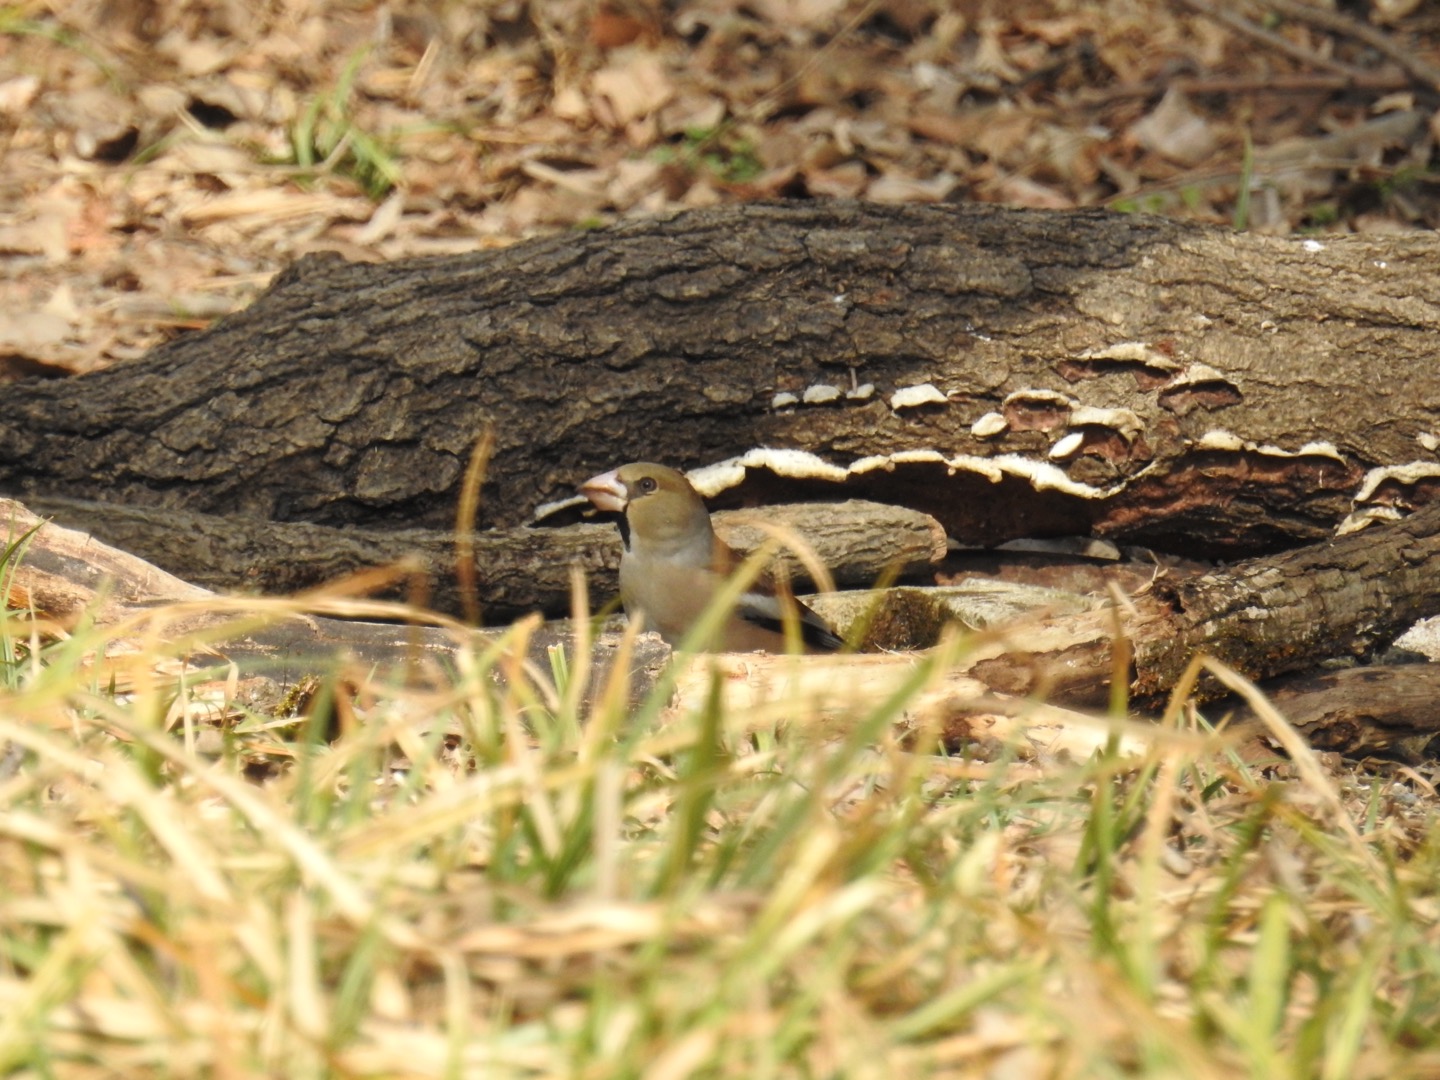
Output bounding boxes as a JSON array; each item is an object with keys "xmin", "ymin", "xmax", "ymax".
[
  {"xmin": 20, "ymin": 495, "xmax": 946, "ymax": 618},
  {"xmin": 7, "ymin": 494, "xmax": 1438, "ymax": 759},
  {"xmin": 4, "ymin": 202, "xmax": 1438, "ymax": 562}
]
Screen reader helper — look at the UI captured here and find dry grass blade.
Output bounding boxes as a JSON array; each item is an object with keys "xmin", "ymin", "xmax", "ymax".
[
  {"xmin": 742, "ymin": 518, "xmax": 838, "ymax": 597},
  {"xmin": 1201, "ymin": 655, "xmax": 1377, "ymax": 868},
  {"xmin": 2, "ymin": 552, "xmax": 1438, "ymax": 1074},
  {"xmin": 454, "ymin": 425, "xmax": 495, "ymax": 626}
]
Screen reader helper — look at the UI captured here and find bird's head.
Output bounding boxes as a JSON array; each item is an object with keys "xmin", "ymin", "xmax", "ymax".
[{"xmin": 580, "ymin": 462, "xmax": 713, "ymax": 555}]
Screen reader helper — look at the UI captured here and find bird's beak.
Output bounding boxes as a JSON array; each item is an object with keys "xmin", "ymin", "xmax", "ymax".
[{"xmin": 579, "ymin": 469, "xmax": 628, "ymax": 513}]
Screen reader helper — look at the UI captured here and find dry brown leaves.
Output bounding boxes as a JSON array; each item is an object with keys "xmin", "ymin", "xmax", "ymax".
[{"xmin": 1, "ymin": 0, "xmax": 1437, "ymax": 376}]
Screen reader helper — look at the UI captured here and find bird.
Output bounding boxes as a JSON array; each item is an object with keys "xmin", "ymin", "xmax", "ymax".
[{"xmin": 579, "ymin": 462, "xmax": 842, "ymax": 653}]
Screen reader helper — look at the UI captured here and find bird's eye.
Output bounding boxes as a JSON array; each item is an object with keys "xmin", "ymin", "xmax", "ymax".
[{"xmin": 637, "ymin": 476, "xmax": 658, "ymax": 494}]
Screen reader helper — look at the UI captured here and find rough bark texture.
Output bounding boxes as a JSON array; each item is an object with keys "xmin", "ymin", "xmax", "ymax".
[
  {"xmin": 3, "ymin": 202, "xmax": 1437, "ymax": 563},
  {"xmin": 1, "ymin": 497, "xmax": 672, "ymax": 708},
  {"xmin": 9, "ymin": 493, "xmax": 1440, "ymax": 759},
  {"xmin": 954, "ymin": 497, "xmax": 1440, "ymax": 708},
  {"xmin": 1131, "ymin": 496, "xmax": 1440, "ymax": 698},
  {"xmin": 1231, "ymin": 665, "xmax": 1440, "ymax": 761},
  {"xmin": 22, "ymin": 495, "xmax": 946, "ymax": 617},
  {"xmin": 5, "ymin": 202, "xmax": 1439, "ymax": 760}
]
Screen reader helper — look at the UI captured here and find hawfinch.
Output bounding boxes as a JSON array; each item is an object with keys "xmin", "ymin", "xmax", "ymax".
[{"xmin": 580, "ymin": 463, "xmax": 842, "ymax": 653}]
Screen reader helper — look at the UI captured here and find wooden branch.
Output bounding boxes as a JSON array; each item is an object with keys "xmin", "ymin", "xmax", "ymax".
[
  {"xmin": 7, "ymin": 188, "xmax": 1438, "ymax": 763},
  {"xmin": 944, "ymin": 497, "xmax": 1440, "ymax": 707},
  {"xmin": 9, "ymin": 492, "xmax": 1438, "ymax": 760},
  {"xmin": 1129, "ymin": 497, "xmax": 1440, "ymax": 698},
  {"xmin": 732, "ymin": 498, "xmax": 1440, "ymax": 740},
  {"xmin": 1174, "ymin": 0, "xmax": 1365, "ymax": 79},
  {"xmin": 665, "ymin": 651, "xmax": 1188, "ymax": 765},
  {"xmin": 1260, "ymin": 0, "xmax": 1440, "ymax": 92},
  {"xmin": 1229, "ymin": 664, "xmax": 1440, "ymax": 761},
  {"xmin": 2, "ymin": 497, "xmax": 671, "ymax": 704},
  {"xmin": 22, "ymin": 495, "xmax": 945, "ymax": 617}
]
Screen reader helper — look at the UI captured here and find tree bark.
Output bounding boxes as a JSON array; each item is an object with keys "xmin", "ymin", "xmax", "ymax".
[
  {"xmin": 1, "ymin": 497, "xmax": 673, "ymax": 710},
  {"xmin": 21, "ymin": 495, "xmax": 946, "ymax": 617},
  {"xmin": 666, "ymin": 500, "xmax": 1440, "ymax": 762},
  {"xmin": 931, "ymin": 496, "xmax": 1440, "ymax": 707},
  {"xmin": 2, "ymin": 201, "xmax": 1436, "ymax": 564},
  {"xmin": 1229, "ymin": 665, "xmax": 1440, "ymax": 761},
  {"xmin": 8, "ymin": 493, "xmax": 1439, "ymax": 760}
]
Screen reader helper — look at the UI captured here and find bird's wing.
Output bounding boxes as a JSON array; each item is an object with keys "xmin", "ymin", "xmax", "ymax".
[{"xmin": 715, "ymin": 536, "xmax": 842, "ymax": 651}]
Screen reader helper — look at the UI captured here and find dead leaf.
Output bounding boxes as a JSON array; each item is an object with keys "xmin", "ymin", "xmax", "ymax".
[
  {"xmin": 804, "ymin": 162, "xmax": 869, "ymax": 198},
  {"xmin": 591, "ymin": 52, "xmax": 674, "ymax": 128},
  {"xmin": 1131, "ymin": 88, "xmax": 1218, "ymax": 167},
  {"xmin": 867, "ymin": 171, "xmax": 959, "ymax": 203},
  {"xmin": 0, "ymin": 310, "xmax": 71, "ymax": 353},
  {"xmin": 0, "ymin": 75, "xmax": 40, "ymax": 116},
  {"xmin": 994, "ymin": 175, "xmax": 1074, "ymax": 209},
  {"xmin": 750, "ymin": 0, "xmax": 849, "ymax": 29}
]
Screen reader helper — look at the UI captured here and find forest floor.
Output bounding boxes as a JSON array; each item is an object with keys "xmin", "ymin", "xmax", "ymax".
[
  {"xmin": 4, "ymin": 2, "xmax": 1440, "ymax": 1075},
  {"xmin": 2, "ymin": 0, "xmax": 1438, "ymax": 378}
]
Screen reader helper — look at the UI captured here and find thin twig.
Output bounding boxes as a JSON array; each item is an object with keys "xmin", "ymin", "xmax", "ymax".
[
  {"xmin": 1262, "ymin": 0, "xmax": 1440, "ymax": 92},
  {"xmin": 1171, "ymin": 0, "xmax": 1370, "ymax": 79},
  {"xmin": 1078, "ymin": 70, "xmax": 1410, "ymax": 104}
]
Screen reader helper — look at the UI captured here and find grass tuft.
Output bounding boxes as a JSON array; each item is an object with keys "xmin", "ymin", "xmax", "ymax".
[{"xmin": 0, "ymin": 566, "xmax": 1437, "ymax": 1075}]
